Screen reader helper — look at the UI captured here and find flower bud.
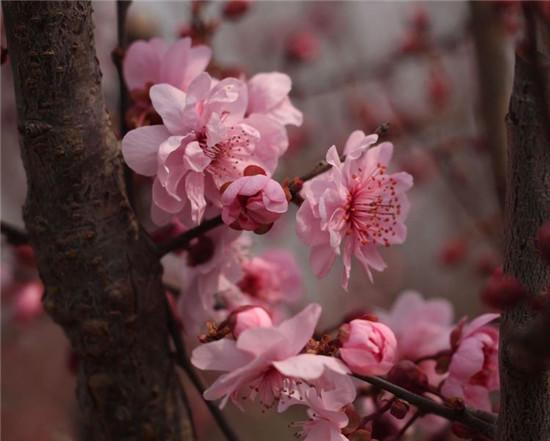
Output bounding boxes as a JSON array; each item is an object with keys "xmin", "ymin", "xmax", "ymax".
[
  {"xmin": 339, "ymin": 319, "xmax": 397, "ymax": 376},
  {"xmin": 229, "ymin": 306, "xmax": 273, "ymax": 338},
  {"xmin": 390, "ymin": 399, "xmax": 409, "ymax": 419},
  {"xmin": 481, "ymin": 267, "xmax": 525, "ymax": 310}
]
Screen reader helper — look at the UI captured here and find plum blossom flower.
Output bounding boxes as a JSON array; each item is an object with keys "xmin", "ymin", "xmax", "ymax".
[
  {"xmin": 296, "ymin": 131, "xmax": 413, "ymax": 289},
  {"xmin": 192, "ymin": 303, "xmax": 347, "ymax": 409},
  {"xmin": 338, "ymin": 318, "xmax": 397, "ymax": 376},
  {"xmin": 237, "ymin": 249, "xmax": 303, "ymax": 305},
  {"xmin": 122, "ymin": 72, "xmax": 289, "ymax": 226},
  {"xmin": 441, "ymin": 313, "xmax": 500, "ymax": 411},
  {"xmin": 123, "ymin": 37, "xmax": 211, "ymax": 93},
  {"xmin": 246, "ymin": 72, "xmax": 303, "ymax": 127},
  {"xmin": 221, "ymin": 174, "xmax": 288, "ymax": 232}
]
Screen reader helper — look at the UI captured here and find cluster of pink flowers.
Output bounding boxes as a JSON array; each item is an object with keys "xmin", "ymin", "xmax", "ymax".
[
  {"xmin": 122, "ymin": 37, "xmax": 300, "ymax": 228},
  {"xmin": 192, "ymin": 292, "xmax": 500, "ymax": 441},
  {"xmin": 120, "ymin": 36, "xmax": 501, "ymax": 441}
]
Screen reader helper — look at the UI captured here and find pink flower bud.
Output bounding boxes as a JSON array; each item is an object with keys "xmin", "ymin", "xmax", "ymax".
[
  {"xmin": 339, "ymin": 319, "xmax": 397, "ymax": 376},
  {"xmin": 222, "ymin": 0, "xmax": 250, "ymax": 20},
  {"xmin": 230, "ymin": 306, "xmax": 273, "ymax": 338},
  {"xmin": 285, "ymin": 31, "xmax": 320, "ymax": 62},
  {"xmin": 13, "ymin": 281, "xmax": 43, "ymax": 323},
  {"xmin": 221, "ymin": 174, "xmax": 288, "ymax": 233}
]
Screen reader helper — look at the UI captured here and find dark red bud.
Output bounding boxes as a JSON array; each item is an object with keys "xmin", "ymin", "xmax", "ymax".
[
  {"xmin": 481, "ymin": 268, "xmax": 526, "ymax": 310},
  {"xmin": 222, "ymin": 0, "xmax": 250, "ymax": 19},
  {"xmin": 390, "ymin": 399, "xmax": 410, "ymax": 419}
]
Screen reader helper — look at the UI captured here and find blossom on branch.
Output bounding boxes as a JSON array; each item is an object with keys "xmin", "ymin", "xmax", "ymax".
[
  {"xmin": 122, "ymin": 72, "xmax": 295, "ymax": 226},
  {"xmin": 296, "ymin": 131, "xmax": 413, "ymax": 289},
  {"xmin": 441, "ymin": 313, "xmax": 500, "ymax": 411}
]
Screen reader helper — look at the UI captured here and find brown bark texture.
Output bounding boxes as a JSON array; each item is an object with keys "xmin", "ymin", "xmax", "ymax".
[
  {"xmin": 2, "ymin": 2, "xmax": 193, "ymax": 440},
  {"xmin": 498, "ymin": 13, "xmax": 550, "ymax": 441}
]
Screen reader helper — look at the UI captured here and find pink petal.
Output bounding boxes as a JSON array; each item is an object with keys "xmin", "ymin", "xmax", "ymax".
[
  {"xmin": 273, "ymin": 354, "xmax": 350, "ymax": 380},
  {"xmin": 185, "ymin": 172, "xmax": 206, "ymax": 224},
  {"xmin": 247, "ymin": 72, "xmax": 291, "ymax": 114},
  {"xmin": 150, "ymin": 84, "xmax": 188, "ymax": 134},
  {"xmin": 310, "ymin": 244, "xmax": 337, "ymax": 278},
  {"xmin": 463, "ymin": 313, "xmax": 499, "ymax": 338},
  {"xmin": 276, "ymin": 303, "xmax": 322, "ymax": 357},
  {"xmin": 123, "ymin": 38, "xmax": 166, "ymax": 90},
  {"xmin": 183, "ymin": 45, "xmax": 213, "ymax": 88},
  {"xmin": 268, "ymin": 97, "xmax": 303, "ymax": 127},
  {"xmin": 122, "ymin": 125, "xmax": 169, "ymax": 176},
  {"xmin": 159, "ymin": 38, "xmax": 192, "ymax": 88},
  {"xmin": 191, "ymin": 339, "xmax": 252, "ymax": 371}
]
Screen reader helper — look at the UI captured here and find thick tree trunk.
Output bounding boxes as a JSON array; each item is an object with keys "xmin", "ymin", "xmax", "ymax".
[
  {"xmin": 2, "ymin": 2, "xmax": 193, "ymax": 440},
  {"xmin": 498, "ymin": 11, "xmax": 550, "ymax": 441}
]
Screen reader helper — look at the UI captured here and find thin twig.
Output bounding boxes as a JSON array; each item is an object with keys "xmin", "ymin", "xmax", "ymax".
[
  {"xmin": 354, "ymin": 375, "xmax": 496, "ymax": 439},
  {"xmin": 1, "ymin": 221, "xmax": 29, "ymax": 245},
  {"xmin": 164, "ymin": 298, "xmax": 241, "ymax": 441}
]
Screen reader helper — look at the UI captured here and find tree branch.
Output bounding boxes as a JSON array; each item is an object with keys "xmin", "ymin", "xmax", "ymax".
[
  {"xmin": 497, "ymin": 6, "xmax": 550, "ymax": 441},
  {"xmin": 2, "ymin": 2, "xmax": 193, "ymax": 440},
  {"xmin": 355, "ymin": 375, "xmax": 496, "ymax": 439}
]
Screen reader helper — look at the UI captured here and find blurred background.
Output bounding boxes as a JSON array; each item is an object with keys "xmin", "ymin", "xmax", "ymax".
[{"xmin": 1, "ymin": 1, "xmax": 524, "ymax": 440}]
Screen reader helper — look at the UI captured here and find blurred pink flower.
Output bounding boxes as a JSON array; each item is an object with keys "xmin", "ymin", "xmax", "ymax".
[
  {"xmin": 376, "ymin": 291, "xmax": 454, "ymax": 362},
  {"xmin": 286, "ymin": 30, "xmax": 320, "ymax": 62},
  {"xmin": 123, "ymin": 37, "xmax": 211, "ymax": 92},
  {"xmin": 12, "ymin": 281, "xmax": 44, "ymax": 323},
  {"xmin": 221, "ymin": 174, "xmax": 288, "ymax": 232},
  {"xmin": 231, "ymin": 305, "xmax": 273, "ymax": 337},
  {"xmin": 339, "ymin": 318, "xmax": 397, "ymax": 376},
  {"xmin": 122, "ymin": 73, "xmax": 289, "ymax": 225},
  {"xmin": 441, "ymin": 314, "xmax": 500, "ymax": 411},
  {"xmin": 246, "ymin": 72, "xmax": 303, "ymax": 127},
  {"xmin": 296, "ymin": 131, "xmax": 413, "ymax": 289},
  {"xmin": 238, "ymin": 249, "xmax": 303, "ymax": 305}
]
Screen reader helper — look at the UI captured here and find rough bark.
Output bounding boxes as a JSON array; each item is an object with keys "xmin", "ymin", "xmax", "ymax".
[
  {"xmin": 2, "ymin": 2, "xmax": 193, "ymax": 440},
  {"xmin": 498, "ymin": 11, "xmax": 550, "ymax": 441}
]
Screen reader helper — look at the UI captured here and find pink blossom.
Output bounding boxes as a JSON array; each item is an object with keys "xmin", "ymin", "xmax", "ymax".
[
  {"xmin": 246, "ymin": 72, "xmax": 303, "ymax": 127},
  {"xmin": 296, "ymin": 131, "xmax": 413, "ymax": 289},
  {"xmin": 221, "ymin": 175, "xmax": 288, "ymax": 232},
  {"xmin": 441, "ymin": 314, "xmax": 500, "ymax": 411},
  {"xmin": 123, "ymin": 37, "xmax": 211, "ymax": 92},
  {"xmin": 191, "ymin": 303, "xmax": 347, "ymax": 408},
  {"xmin": 376, "ymin": 291, "xmax": 454, "ymax": 362},
  {"xmin": 122, "ymin": 73, "xmax": 289, "ymax": 226},
  {"xmin": 231, "ymin": 306, "xmax": 273, "ymax": 338},
  {"xmin": 339, "ymin": 318, "xmax": 397, "ymax": 376},
  {"xmin": 237, "ymin": 249, "xmax": 303, "ymax": 305}
]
